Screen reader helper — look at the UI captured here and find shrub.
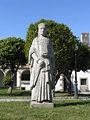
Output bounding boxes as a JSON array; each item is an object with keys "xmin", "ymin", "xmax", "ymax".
[{"xmin": 2, "ymin": 75, "xmax": 13, "ymax": 87}]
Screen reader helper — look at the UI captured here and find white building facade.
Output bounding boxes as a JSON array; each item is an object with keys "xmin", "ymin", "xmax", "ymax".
[{"xmin": 71, "ymin": 70, "xmax": 90, "ymax": 92}]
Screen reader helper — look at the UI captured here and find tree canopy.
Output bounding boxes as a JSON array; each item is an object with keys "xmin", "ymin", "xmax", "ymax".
[
  {"xmin": 0, "ymin": 37, "xmax": 26, "ymax": 71},
  {"xmin": 76, "ymin": 42, "xmax": 90, "ymax": 71},
  {"xmin": 0, "ymin": 37, "xmax": 26, "ymax": 92},
  {"xmin": 25, "ymin": 20, "xmax": 75, "ymax": 75},
  {"xmin": 25, "ymin": 19, "xmax": 90, "ymax": 81}
]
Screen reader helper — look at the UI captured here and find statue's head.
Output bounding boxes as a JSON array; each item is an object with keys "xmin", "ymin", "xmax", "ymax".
[{"xmin": 38, "ymin": 23, "xmax": 47, "ymax": 37}]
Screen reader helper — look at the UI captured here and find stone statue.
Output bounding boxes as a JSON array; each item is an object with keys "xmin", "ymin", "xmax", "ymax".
[{"xmin": 28, "ymin": 23, "xmax": 55, "ymax": 107}]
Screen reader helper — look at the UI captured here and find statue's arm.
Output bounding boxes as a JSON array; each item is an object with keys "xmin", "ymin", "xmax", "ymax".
[
  {"xmin": 28, "ymin": 38, "xmax": 39, "ymax": 66},
  {"xmin": 32, "ymin": 53, "xmax": 44, "ymax": 68},
  {"xmin": 32, "ymin": 52, "xmax": 40, "ymax": 63}
]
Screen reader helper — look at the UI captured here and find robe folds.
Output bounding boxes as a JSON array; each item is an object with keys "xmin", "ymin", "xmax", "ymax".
[{"xmin": 29, "ymin": 36, "xmax": 55, "ymax": 102}]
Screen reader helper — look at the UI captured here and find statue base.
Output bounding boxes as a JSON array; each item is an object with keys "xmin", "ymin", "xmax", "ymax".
[{"xmin": 30, "ymin": 101, "xmax": 53, "ymax": 108}]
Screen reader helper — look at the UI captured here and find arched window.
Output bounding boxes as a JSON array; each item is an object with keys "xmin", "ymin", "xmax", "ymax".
[{"xmin": 21, "ymin": 70, "xmax": 30, "ymax": 81}]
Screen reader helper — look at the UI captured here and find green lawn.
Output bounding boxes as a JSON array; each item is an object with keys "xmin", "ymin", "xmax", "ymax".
[
  {"xmin": 55, "ymin": 91, "xmax": 74, "ymax": 97},
  {"xmin": 0, "ymin": 88, "xmax": 90, "ymax": 98},
  {"xmin": 0, "ymin": 88, "xmax": 31, "ymax": 98},
  {"xmin": 0, "ymin": 100, "xmax": 90, "ymax": 120},
  {"xmin": 0, "ymin": 89, "xmax": 72, "ymax": 98}
]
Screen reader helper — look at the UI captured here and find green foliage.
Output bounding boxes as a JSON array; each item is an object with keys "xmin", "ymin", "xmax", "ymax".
[
  {"xmin": 2, "ymin": 75, "xmax": 12, "ymax": 86},
  {"xmin": 25, "ymin": 19, "xmax": 90, "ymax": 81},
  {"xmin": 0, "ymin": 37, "xmax": 27, "ymax": 91},
  {"xmin": 0, "ymin": 88, "xmax": 31, "ymax": 97},
  {"xmin": 76, "ymin": 43, "xmax": 90, "ymax": 71},
  {"xmin": 25, "ymin": 19, "xmax": 76, "ymax": 76},
  {"xmin": 0, "ymin": 37, "xmax": 26, "ymax": 71}
]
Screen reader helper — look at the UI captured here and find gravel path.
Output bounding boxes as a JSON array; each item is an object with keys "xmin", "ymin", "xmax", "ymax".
[
  {"xmin": 0, "ymin": 97, "xmax": 30, "ymax": 102},
  {"xmin": 0, "ymin": 97, "xmax": 90, "ymax": 102}
]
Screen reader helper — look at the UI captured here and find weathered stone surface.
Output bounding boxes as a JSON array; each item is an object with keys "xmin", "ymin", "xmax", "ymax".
[
  {"xmin": 28, "ymin": 23, "xmax": 55, "ymax": 107},
  {"xmin": 30, "ymin": 101, "xmax": 53, "ymax": 108}
]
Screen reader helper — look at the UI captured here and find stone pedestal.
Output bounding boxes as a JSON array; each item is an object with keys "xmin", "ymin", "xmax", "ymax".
[{"xmin": 30, "ymin": 101, "xmax": 53, "ymax": 108}]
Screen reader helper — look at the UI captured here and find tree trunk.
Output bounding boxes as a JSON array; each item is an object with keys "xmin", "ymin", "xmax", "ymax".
[
  {"xmin": 66, "ymin": 77, "xmax": 71, "ymax": 95},
  {"xmin": 8, "ymin": 72, "xmax": 14, "ymax": 95},
  {"xmin": 65, "ymin": 72, "xmax": 71, "ymax": 95},
  {"xmin": 8, "ymin": 86, "xmax": 12, "ymax": 94},
  {"xmin": 52, "ymin": 88, "xmax": 55, "ymax": 97}
]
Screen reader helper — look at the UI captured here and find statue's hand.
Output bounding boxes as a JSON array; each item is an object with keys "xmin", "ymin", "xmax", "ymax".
[
  {"xmin": 30, "ymin": 84, "xmax": 35, "ymax": 90},
  {"xmin": 37, "ymin": 60, "xmax": 45, "ymax": 68}
]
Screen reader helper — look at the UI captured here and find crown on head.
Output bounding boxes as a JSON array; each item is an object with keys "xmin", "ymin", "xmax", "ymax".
[{"xmin": 38, "ymin": 23, "xmax": 47, "ymax": 28}]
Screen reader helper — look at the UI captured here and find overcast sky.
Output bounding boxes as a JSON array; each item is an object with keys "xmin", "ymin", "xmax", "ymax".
[{"xmin": 0, "ymin": 0, "xmax": 90, "ymax": 41}]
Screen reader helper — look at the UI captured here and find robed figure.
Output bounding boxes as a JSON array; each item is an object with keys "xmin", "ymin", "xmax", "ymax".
[{"xmin": 28, "ymin": 23, "xmax": 55, "ymax": 103}]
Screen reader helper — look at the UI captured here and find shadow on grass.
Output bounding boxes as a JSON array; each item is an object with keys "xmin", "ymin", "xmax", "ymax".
[
  {"xmin": 10, "ymin": 91, "xmax": 31, "ymax": 96},
  {"xmin": 55, "ymin": 91, "xmax": 74, "ymax": 97},
  {"xmin": 54, "ymin": 100, "xmax": 90, "ymax": 107},
  {"xmin": 55, "ymin": 92, "xmax": 90, "ymax": 97},
  {"xmin": 0, "ymin": 88, "xmax": 31, "ymax": 97},
  {"xmin": 79, "ymin": 94, "xmax": 90, "ymax": 97}
]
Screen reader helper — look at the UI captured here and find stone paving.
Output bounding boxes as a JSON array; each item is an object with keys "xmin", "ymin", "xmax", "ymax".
[
  {"xmin": 0, "ymin": 98, "xmax": 30, "ymax": 102},
  {"xmin": 53, "ymin": 96, "xmax": 90, "ymax": 100},
  {"xmin": 0, "ymin": 96, "xmax": 90, "ymax": 102}
]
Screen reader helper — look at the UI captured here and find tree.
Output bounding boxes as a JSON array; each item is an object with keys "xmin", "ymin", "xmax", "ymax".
[
  {"xmin": 25, "ymin": 19, "xmax": 75, "ymax": 72},
  {"xmin": 0, "ymin": 37, "xmax": 26, "ymax": 94},
  {"xmin": 25, "ymin": 19, "xmax": 75, "ymax": 90},
  {"xmin": 76, "ymin": 43, "xmax": 90, "ymax": 71},
  {"xmin": 2, "ymin": 75, "xmax": 13, "ymax": 94},
  {"xmin": 25, "ymin": 19, "xmax": 90, "ymax": 93}
]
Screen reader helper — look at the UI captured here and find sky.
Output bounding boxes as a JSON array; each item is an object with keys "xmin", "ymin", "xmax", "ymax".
[{"xmin": 0, "ymin": 0, "xmax": 90, "ymax": 41}]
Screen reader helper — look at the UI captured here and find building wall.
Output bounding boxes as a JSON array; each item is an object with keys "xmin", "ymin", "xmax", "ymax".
[
  {"xmin": 1, "ymin": 67, "xmax": 90, "ymax": 92},
  {"xmin": 0, "ymin": 65, "xmax": 30, "ymax": 90},
  {"xmin": 81, "ymin": 33, "xmax": 89, "ymax": 45},
  {"xmin": 71, "ymin": 70, "xmax": 90, "ymax": 92},
  {"xmin": 16, "ymin": 65, "xmax": 30, "ymax": 90}
]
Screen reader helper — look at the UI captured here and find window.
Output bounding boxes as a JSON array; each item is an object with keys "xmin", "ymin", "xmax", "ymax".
[
  {"xmin": 81, "ymin": 79, "xmax": 87, "ymax": 85},
  {"xmin": 21, "ymin": 70, "xmax": 30, "ymax": 81}
]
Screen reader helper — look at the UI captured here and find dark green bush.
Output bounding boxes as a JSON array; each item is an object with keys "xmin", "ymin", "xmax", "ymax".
[{"xmin": 2, "ymin": 75, "xmax": 12, "ymax": 86}]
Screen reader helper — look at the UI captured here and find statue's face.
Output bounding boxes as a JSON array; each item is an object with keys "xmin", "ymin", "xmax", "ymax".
[{"xmin": 38, "ymin": 26, "xmax": 47, "ymax": 36}]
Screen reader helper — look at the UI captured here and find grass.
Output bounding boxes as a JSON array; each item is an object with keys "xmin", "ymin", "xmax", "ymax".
[
  {"xmin": 0, "ymin": 88, "xmax": 90, "ymax": 98},
  {"xmin": 0, "ymin": 100, "xmax": 90, "ymax": 120},
  {"xmin": 0, "ymin": 88, "xmax": 31, "ymax": 98},
  {"xmin": 55, "ymin": 91, "xmax": 90, "ymax": 98},
  {"xmin": 55, "ymin": 91, "xmax": 74, "ymax": 97},
  {"xmin": 0, "ymin": 89, "xmax": 90, "ymax": 120},
  {"xmin": 0, "ymin": 89, "xmax": 73, "ymax": 98}
]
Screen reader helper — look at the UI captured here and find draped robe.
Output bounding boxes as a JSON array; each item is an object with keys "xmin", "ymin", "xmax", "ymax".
[{"xmin": 29, "ymin": 36, "xmax": 55, "ymax": 102}]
